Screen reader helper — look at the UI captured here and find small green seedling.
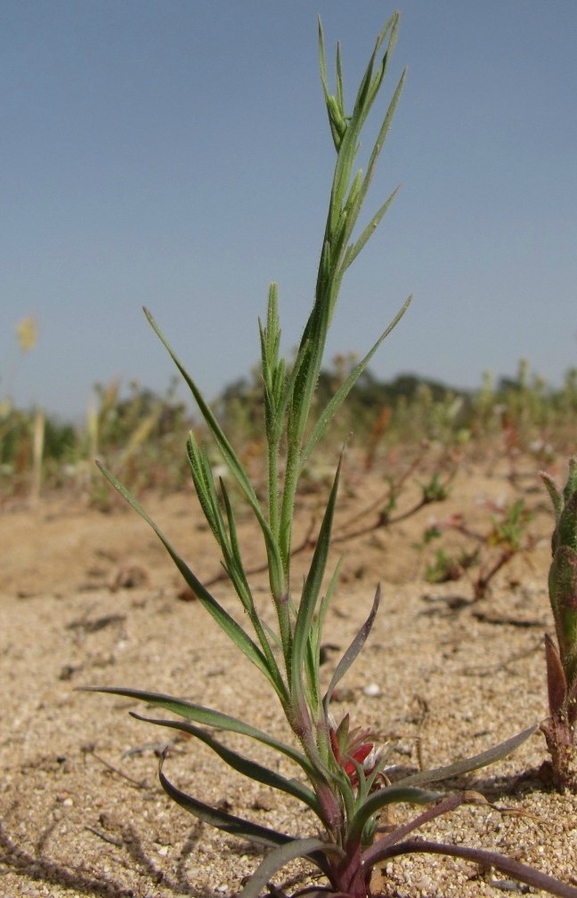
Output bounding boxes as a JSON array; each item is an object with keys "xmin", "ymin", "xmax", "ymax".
[{"xmin": 420, "ymin": 497, "xmax": 535, "ymax": 600}]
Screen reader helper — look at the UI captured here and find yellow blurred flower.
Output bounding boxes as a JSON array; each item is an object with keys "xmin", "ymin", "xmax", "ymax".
[{"xmin": 16, "ymin": 316, "xmax": 38, "ymax": 353}]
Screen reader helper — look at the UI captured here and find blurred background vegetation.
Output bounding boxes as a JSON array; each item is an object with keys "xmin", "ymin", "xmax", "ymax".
[
  {"xmin": 3, "ymin": 346, "xmax": 577, "ymax": 504},
  {"xmin": 5, "ymin": 315, "xmax": 577, "ymax": 601}
]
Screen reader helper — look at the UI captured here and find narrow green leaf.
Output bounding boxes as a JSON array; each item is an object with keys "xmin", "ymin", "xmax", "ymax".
[
  {"xmin": 303, "ymin": 296, "xmax": 411, "ymax": 465},
  {"xmin": 305, "ymin": 557, "xmax": 343, "ymax": 714},
  {"xmin": 343, "ymin": 183, "xmax": 401, "ymax": 272},
  {"xmin": 363, "ymin": 792, "xmax": 469, "ymax": 859},
  {"xmin": 555, "ymin": 493, "xmax": 577, "ymax": 552},
  {"xmin": 215, "ymin": 476, "xmax": 252, "ymax": 596},
  {"xmin": 144, "ymin": 309, "xmax": 256, "ymax": 505},
  {"xmin": 348, "ymin": 786, "xmax": 442, "ymax": 849},
  {"xmin": 238, "ymin": 837, "xmax": 340, "ymax": 898},
  {"xmin": 158, "ymin": 752, "xmax": 292, "ymax": 849},
  {"xmin": 347, "ymin": 12, "xmax": 399, "ymax": 144},
  {"xmin": 318, "ymin": 15, "xmax": 403, "ymax": 295},
  {"xmin": 132, "ymin": 713, "xmax": 321, "ymax": 814},
  {"xmin": 344, "ymin": 69, "xmax": 406, "ymax": 259},
  {"xmin": 96, "ymin": 461, "xmax": 275, "ymax": 687},
  {"xmin": 323, "ymin": 585, "xmax": 381, "ymax": 708},
  {"xmin": 259, "ymin": 282, "xmax": 285, "ymax": 444},
  {"xmin": 143, "ymin": 308, "xmax": 285, "ymax": 598},
  {"xmin": 217, "ymin": 479, "xmax": 286, "ymax": 697},
  {"xmin": 563, "ymin": 457, "xmax": 577, "ymax": 504},
  {"xmin": 81, "ymin": 686, "xmax": 316, "ymax": 778},
  {"xmin": 327, "ymin": 142, "xmax": 359, "ymax": 258},
  {"xmin": 542, "ymin": 470, "xmax": 564, "ymax": 521},
  {"xmin": 394, "ymin": 724, "xmax": 539, "ymax": 789},
  {"xmin": 187, "ymin": 435, "xmax": 227, "ymax": 545},
  {"xmin": 318, "ymin": 19, "xmax": 347, "ymax": 152},
  {"xmin": 288, "ymin": 302, "xmax": 330, "ymax": 455},
  {"xmin": 345, "ymin": 171, "xmax": 364, "ymax": 219},
  {"xmin": 335, "ymin": 40, "xmax": 344, "ymax": 115},
  {"xmin": 277, "ymin": 334, "xmax": 318, "ymax": 568},
  {"xmin": 349, "ymin": 28, "xmax": 380, "ymax": 124},
  {"xmin": 291, "ymin": 462, "xmax": 341, "ymax": 704}
]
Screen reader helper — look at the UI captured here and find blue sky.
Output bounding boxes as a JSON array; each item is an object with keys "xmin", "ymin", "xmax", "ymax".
[{"xmin": 2, "ymin": 1, "xmax": 576, "ymax": 420}]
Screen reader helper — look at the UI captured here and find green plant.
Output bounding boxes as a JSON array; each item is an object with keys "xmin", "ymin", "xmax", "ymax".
[
  {"xmin": 541, "ymin": 458, "xmax": 577, "ymax": 792},
  {"xmin": 84, "ymin": 15, "xmax": 577, "ymax": 898},
  {"xmin": 419, "ymin": 498, "xmax": 535, "ymax": 600},
  {"xmin": 424, "ymin": 546, "xmax": 478, "ymax": 585}
]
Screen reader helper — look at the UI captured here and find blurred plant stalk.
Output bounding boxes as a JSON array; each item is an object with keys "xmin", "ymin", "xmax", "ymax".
[{"xmin": 541, "ymin": 458, "xmax": 577, "ymax": 791}]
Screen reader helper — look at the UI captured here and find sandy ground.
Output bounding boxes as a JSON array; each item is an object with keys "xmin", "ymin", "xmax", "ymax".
[{"xmin": 2, "ymin": 453, "xmax": 577, "ymax": 898}]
